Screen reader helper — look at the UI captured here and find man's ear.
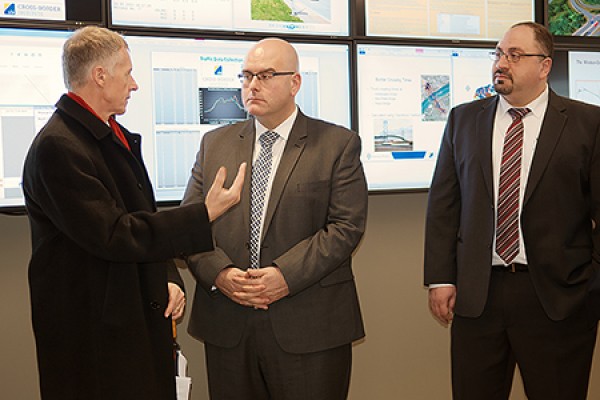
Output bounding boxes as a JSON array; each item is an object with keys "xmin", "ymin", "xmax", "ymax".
[
  {"xmin": 290, "ymin": 73, "xmax": 302, "ymax": 96},
  {"xmin": 91, "ymin": 65, "xmax": 106, "ymax": 87},
  {"xmin": 540, "ymin": 57, "xmax": 552, "ymax": 81}
]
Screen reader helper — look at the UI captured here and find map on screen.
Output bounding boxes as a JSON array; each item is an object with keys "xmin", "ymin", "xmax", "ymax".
[{"xmin": 110, "ymin": 0, "xmax": 349, "ymax": 36}]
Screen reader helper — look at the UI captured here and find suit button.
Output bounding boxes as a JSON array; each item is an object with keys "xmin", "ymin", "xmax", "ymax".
[
  {"xmin": 137, "ymin": 183, "xmax": 143, "ymax": 190},
  {"xmin": 150, "ymin": 301, "xmax": 161, "ymax": 310}
]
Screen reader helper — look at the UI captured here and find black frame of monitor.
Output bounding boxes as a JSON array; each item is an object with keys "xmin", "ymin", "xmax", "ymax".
[
  {"xmin": 0, "ymin": 25, "xmax": 355, "ymax": 215},
  {"xmin": 0, "ymin": 0, "xmax": 104, "ymax": 28},
  {"xmin": 3, "ymin": 0, "xmax": 597, "ymax": 213},
  {"xmin": 106, "ymin": 0, "xmax": 356, "ymax": 39}
]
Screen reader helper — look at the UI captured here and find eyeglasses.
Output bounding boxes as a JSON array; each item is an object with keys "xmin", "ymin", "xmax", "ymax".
[
  {"xmin": 490, "ymin": 49, "xmax": 549, "ymax": 63},
  {"xmin": 238, "ymin": 70, "xmax": 295, "ymax": 85}
]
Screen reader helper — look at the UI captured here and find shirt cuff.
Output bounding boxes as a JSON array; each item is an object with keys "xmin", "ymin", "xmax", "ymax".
[{"xmin": 428, "ymin": 283, "xmax": 456, "ymax": 289}]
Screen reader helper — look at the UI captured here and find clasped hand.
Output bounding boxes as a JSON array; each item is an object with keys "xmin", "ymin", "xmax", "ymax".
[{"xmin": 215, "ymin": 266, "xmax": 290, "ymax": 310}]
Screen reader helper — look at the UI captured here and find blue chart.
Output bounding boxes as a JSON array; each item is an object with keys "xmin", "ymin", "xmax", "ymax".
[{"xmin": 199, "ymin": 88, "xmax": 247, "ymax": 125}]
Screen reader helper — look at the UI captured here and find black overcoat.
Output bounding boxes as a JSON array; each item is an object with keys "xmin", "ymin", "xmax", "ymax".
[{"xmin": 23, "ymin": 94, "xmax": 213, "ymax": 400}]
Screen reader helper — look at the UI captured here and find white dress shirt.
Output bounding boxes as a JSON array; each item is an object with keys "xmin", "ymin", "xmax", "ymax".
[
  {"xmin": 491, "ymin": 87, "xmax": 548, "ymax": 265},
  {"xmin": 429, "ymin": 87, "xmax": 549, "ymax": 288},
  {"xmin": 252, "ymin": 107, "xmax": 298, "ymax": 245}
]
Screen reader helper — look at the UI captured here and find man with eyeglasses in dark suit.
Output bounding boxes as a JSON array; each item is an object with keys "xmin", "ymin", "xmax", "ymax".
[{"xmin": 425, "ymin": 21, "xmax": 600, "ymax": 400}]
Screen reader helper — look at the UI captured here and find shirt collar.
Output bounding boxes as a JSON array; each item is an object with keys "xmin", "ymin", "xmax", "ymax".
[
  {"xmin": 497, "ymin": 85, "xmax": 549, "ymax": 119},
  {"xmin": 254, "ymin": 107, "xmax": 298, "ymax": 142}
]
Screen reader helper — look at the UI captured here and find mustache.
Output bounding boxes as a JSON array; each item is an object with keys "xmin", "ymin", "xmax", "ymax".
[{"xmin": 494, "ymin": 68, "xmax": 511, "ymax": 80}]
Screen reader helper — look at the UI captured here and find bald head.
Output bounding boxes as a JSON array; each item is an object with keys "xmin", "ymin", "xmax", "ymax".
[
  {"xmin": 245, "ymin": 38, "xmax": 299, "ymax": 73},
  {"xmin": 241, "ymin": 38, "xmax": 302, "ymax": 129}
]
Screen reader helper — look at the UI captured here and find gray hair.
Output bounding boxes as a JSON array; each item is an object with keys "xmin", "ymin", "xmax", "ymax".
[{"xmin": 62, "ymin": 26, "xmax": 128, "ymax": 90}]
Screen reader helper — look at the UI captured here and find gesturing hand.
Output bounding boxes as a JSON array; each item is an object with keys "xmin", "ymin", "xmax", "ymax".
[{"xmin": 205, "ymin": 163, "xmax": 246, "ymax": 222}]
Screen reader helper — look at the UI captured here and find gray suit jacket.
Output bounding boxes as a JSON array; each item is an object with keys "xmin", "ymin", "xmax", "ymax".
[
  {"xmin": 424, "ymin": 90, "xmax": 600, "ymax": 321},
  {"xmin": 183, "ymin": 111, "xmax": 368, "ymax": 353}
]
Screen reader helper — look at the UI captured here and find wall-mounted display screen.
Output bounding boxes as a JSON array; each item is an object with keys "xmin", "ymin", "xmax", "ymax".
[
  {"xmin": 356, "ymin": 43, "xmax": 495, "ymax": 191},
  {"xmin": 568, "ymin": 51, "xmax": 600, "ymax": 105},
  {"xmin": 365, "ymin": 0, "xmax": 534, "ymax": 41},
  {"xmin": 0, "ymin": 0, "xmax": 103, "ymax": 26},
  {"xmin": 110, "ymin": 0, "xmax": 349, "ymax": 37},
  {"xmin": 0, "ymin": 28, "xmax": 351, "ymax": 210},
  {"xmin": 0, "ymin": 27, "xmax": 70, "ymax": 211},
  {"xmin": 119, "ymin": 35, "xmax": 351, "ymax": 203},
  {"xmin": 0, "ymin": 0, "xmax": 65, "ymax": 22},
  {"xmin": 546, "ymin": 49, "xmax": 600, "ymax": 104},
  {"xmin": 548, "ymin": 0, "xmax": 600, "ymax": 37},
  {"xmin": 0, "ymin": 29, "xmax": 350, "ymax": 211}
]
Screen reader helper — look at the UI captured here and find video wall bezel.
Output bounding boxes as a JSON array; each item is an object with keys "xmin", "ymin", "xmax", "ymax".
[
  {"xmin": 0, "ymin": 0, "xmax": 104, "ymax": 30},
  {"xmin": 106, "ymin": 0, "xmax": 354, "ymax": 40}
]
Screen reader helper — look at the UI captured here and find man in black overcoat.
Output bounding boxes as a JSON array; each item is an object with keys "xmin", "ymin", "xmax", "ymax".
[{"xmin": 22, "ymin": 26, "xmax": 245, "ymax": 400}]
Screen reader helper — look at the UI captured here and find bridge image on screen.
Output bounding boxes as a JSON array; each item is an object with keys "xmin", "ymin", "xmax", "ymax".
[{"xmin": 373, "ymin": 119, "xmax": 414, "ymax": 152}]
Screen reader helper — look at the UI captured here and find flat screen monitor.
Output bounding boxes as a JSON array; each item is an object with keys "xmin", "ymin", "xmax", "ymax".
[
  {"xmin": 547, "ymin": 0, "xmax": 600, "ymax": 37},
  {"xmin": 568, "ymin": 50, "xmax": 600, "ymax": 105},
  {"xmin": 0, "ymin": 0, "xmax": 65, "ymax": 22},
  {"xmin": 0, "ymin": 27, "xmax": 70, "ymax": 212},
  {"xmin": 365, "ymin": 0, "xmax": 535, "ymax": 40},
  {"xmin": 118, "ymin": 34, "xmax": 351, "ymax": 203},
  {"xmin": 0, "ymin": 0, "xmax": 103, "ymax": 25},
  {"xmin": 546, "ymin": 49, "xmax": 600, "ymax": 105},
  {"xmin": 356, "ymin": 43, "xmax": 496, "ymax": 191},
  {"xmin": 109, "ymin": 0, "xmax": 349, "ymax": 37}
]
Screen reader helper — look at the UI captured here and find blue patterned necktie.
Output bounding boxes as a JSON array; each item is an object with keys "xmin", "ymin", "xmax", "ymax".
[
  {"xmin": 496, "ymin": 107, "xmax": 530, "ymax": 264},
  {"xmin": 249, "ymin": 131, "xmax": 279, "ymax": 269}
]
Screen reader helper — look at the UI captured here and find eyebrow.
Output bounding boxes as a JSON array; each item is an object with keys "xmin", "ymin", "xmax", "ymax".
[
  {"xmin": 241, "ymin": 68, "xmax": 276, "ymax": 73},
  {"xmin": 496, "ymin": 46, "xmax": 526, "ymax": 52}
]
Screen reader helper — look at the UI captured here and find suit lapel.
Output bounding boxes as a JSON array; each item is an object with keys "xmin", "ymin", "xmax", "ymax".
[
  {"xmin": 238, "ymin": 120, "xmax": 256, "ymax": 233},
  {"xmin": 477, "ymin": 97, "xmax": 498, "ymax": 202},
  {"xmin": 524, "ymin": 91, "xmax": 567, "ymax": 205},
  {"xmin": 262, "ymin": 113, "xmax": 308, "ymax": 239}
]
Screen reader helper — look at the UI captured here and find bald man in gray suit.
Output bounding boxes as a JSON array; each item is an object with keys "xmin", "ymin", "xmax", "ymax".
[{"xmin": 182, "ymin": 38, "xmax": 368, "ymax": 400}]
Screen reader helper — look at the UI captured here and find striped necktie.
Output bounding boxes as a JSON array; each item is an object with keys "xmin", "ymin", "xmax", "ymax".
[
  {"xmin": 495, "ymin": 107, "xmax": 530, "ymax": 264},
  {"xmin": 249, "ymin": 131, "xmax": 279, "ymax": 269}
]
